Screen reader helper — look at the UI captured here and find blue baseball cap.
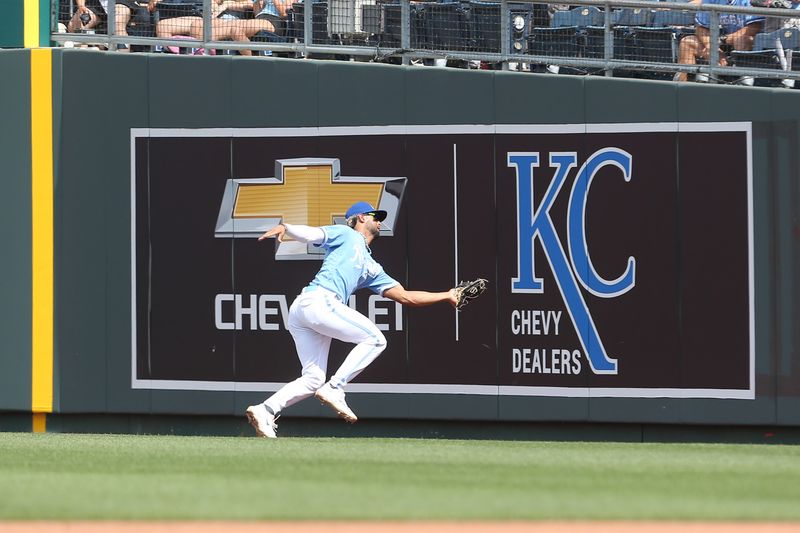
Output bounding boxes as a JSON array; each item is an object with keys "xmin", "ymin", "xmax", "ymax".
[{"xmin": 345, "ymin": 201, "xmax": 387, "ymax": 222}]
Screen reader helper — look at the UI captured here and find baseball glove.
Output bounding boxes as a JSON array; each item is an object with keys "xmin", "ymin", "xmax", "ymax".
[{"xmin": 453, "ymin": 278, "xmax": 488, "ymax": 310}]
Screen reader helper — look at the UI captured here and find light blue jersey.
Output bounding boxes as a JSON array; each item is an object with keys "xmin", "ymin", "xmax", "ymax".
[
  {"xmin": 696, "ymin": 0, "xmax": 764, "ymax": 33},
  {"xmin": 306, "ymin": 225, "xmax": 398, "ymax": 303}
]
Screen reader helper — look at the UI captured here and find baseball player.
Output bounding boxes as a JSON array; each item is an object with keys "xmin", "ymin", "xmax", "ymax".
[{"xmin": 246, "ymin": 201, "xmax": 459, "ymax": 438}]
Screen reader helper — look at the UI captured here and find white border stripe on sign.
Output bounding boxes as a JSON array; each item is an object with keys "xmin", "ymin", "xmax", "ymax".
[
  {"xmin": 453, "ymin": 143, "xmax": 460, "ymax": 342},
  {"xmin": 130, "ymin": 122, "xmax": 755, "ymax": 400}
]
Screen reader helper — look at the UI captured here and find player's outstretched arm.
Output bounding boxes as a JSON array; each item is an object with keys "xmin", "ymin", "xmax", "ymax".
[
  {"xmin": 384, "ymin": 284, "xmax": 458, "ymax": 308},
  {"xmin": 258, "ymin": 223, "xmax": 324, "ymax": 243}
]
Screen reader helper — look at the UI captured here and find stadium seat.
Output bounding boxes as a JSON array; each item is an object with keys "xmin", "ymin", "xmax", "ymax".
[
  {"xmin": 613, "ymin": 7, "xmax": 653, "ymax": 27},
  {"xmin": 369, "ymin": 2, "xmax": 427, "ymax": 50},
  {"xmin": 552, "ymin": 6, "xmax": 604, "ymax": 28},
  {"xmin": 125, "ymin": 5, "xmax": 155, "ymax": 37},
  {"xmin": 584, "ymin": 8, "xmax": 653, "ymax": 63},
  {"xmin": 468, "ymin": 1, "xmax": 501, "ymax": 53},
  {"xmin": 287, "ymin": 2, "xmax": 331, "ymax": 44},
  {"xmin": 652, "ymin": 9, "xmax": 695, "ymax": 29},
  {"xmin": 379, "ymin": 3, "xmax": 401, "ymax": 47},
  {"xmin": 585, "ymin": 26, "xmax": 630, "ymax": 60},
  {"xmin": 754, "ymin": 27, "xmax": 800, "ymax": 51},
  {"xmin": 545, "ymin": 5, "xmax": 602, "ymax": 63},
  {"xmin": 728, "ymin": 49, "xmax": 788, "ymax": 86},
  {"xmin": 361, "ymin": 3, "xmax": 381, "ymax": 34},
  {"xmin": 527, "ymin": 26, "xmax": 580, "ymax": 57},
  {"xmin": 729, "ymin": 49, "xmax": 782, "ymax": 69},
  {"xmin": 413, "ymin": 2, "xmax": 470, "ymax": 51},
  {"xmin": 621, "ymin": 26, "xmax": 678, "ymax": 79},
  {"xmin": 631, "ymin": 26, "xmax": 677, "ymax": 63}
]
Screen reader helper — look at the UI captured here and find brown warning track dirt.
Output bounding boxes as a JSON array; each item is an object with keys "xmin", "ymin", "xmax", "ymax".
[{"xmin": 1, "ymin": 522, "xmax": 799, "ymax": 533}]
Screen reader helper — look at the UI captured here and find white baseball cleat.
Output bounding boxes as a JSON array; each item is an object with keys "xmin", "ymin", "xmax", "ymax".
[
  {"xmin": 246, "ymin": 404, "xmax": 278, "ymax": 438},
  {"xmin": 315, "ymin": 382, "xmax": 358, "ymax": 423}
]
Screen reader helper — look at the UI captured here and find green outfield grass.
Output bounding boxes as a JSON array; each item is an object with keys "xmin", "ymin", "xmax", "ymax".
[{"xmin": 1, "ymin": 432, "xmax": 799, "ymax": 520}]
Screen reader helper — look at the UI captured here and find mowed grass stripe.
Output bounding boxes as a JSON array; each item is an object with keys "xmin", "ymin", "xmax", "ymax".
[{"xmin": 0, "ymin": 433, "xmax": 799, "ymax": 520}]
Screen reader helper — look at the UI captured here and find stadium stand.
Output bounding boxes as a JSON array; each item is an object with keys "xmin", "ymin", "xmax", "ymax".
[{"xmin": 51, "ymin": 0, "xmax": 800, "ymax": 85}]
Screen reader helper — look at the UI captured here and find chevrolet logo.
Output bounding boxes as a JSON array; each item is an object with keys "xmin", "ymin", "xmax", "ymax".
[{"xmin": 215, "ymin": 158, "xmax": 407, "ymax": 260}]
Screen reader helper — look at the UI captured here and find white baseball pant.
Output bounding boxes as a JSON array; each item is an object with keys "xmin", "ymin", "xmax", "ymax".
[{"xmin": 264, "ymin": 287, "xmax": 387, "ymax": 415}]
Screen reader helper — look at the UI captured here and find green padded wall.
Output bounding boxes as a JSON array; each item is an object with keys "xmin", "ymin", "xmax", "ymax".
[
  {"xmin": 0, "ymin": 50, "xmax": 32, "ymax": 413},
  {"xmin": 1, "ymin": 49, "xmax": 799, "ymax": 431},
  {"xmin": 0, "ymin": 4, "xmax": 24, "ymax": 48}
]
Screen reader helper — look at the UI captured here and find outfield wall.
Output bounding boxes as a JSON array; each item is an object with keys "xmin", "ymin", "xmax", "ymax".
[
  {"xmin": 1, "ymin": 48, "xmax": 799, "ymax": 432},
  {"xmin": 0, "ymin": 0, "xmax": 51, "ymax": 48}
]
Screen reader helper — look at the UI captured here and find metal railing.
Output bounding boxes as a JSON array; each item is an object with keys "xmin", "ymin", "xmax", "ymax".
[{"xmin": 50, "ymin": 0, "xmax": 800, "ymax": 84}]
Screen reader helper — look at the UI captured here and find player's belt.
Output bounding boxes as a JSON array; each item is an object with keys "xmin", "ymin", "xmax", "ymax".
[{"xmin": 301, "ymin": 285, "xmax": 342, "ymax": 302}]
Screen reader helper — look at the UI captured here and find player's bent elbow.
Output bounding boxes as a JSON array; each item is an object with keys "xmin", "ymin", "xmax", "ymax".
[{"xmin": 383, "ymin": 286, "xmax": 407, "ymax": 305}]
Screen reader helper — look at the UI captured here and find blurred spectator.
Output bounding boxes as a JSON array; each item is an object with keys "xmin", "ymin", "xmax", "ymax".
[
  {"xmin": 222, "ymin": 0, "xmax": 279, "ymax": 38},
  {"xmin": 759, "ymin": 0, "xmax": 800, "ymax": 79},
  {"xmin": 149, "ymin": 0, "xmax": 201, "ymax": 38},
  {"xmin": 150, "ymin": 0, "xmax": 276, "ymax": 54},
  {"xmin": 675, "ymin": 0, "xmax": 765, "ymax": 81},
  {"xmin": 761, "ymin": 0, "xmax": 800, "ymax": 31},
  {"xmin": 253, "ymin": 0, "xmax": 293, "ymax": 35},
  {"xmin": 67, "ymin": 0, "xmax": 145, "ymax": 43}
]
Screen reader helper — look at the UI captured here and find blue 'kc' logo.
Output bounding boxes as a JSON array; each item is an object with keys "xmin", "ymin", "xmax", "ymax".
[{"xmin": 508, "ymin": 149, "xmax": 636, "ymax": 375}]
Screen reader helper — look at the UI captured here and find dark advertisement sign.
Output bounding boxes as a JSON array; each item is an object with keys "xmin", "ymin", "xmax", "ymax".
[{"xmin": 131, "ymin": 124, "xmax": 753, "ymax": 399}]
